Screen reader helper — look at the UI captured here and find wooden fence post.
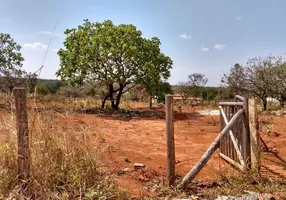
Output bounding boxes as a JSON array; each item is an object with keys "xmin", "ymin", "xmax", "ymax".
[
  {"xmin": 165, "ymin": 94, "xmax": 175, "ymax": 186},
  {"xmin": 13, "ymin": 87, "xmax": 30, "ymax": 192},
  {"xmin": 248, "ymin": 98, "xmax": 260, "ymax": 172},
  {"xmin": 242, "ymin": 98, "xmax": 251, "ymax": 170}
]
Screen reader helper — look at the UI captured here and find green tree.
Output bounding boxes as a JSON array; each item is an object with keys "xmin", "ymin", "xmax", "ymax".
[
  {"xmin": 56, "ymin": 20, "xmax": 172, "ymax": 110},
  {"xmin": 222, "ymin": 56, "xmax": 284, "ymax": 110},
  {"xmin": 202, "ymin": 87, "xmax": 219, "ymax": 102},
  {"xmin": 156, "ymin": 81, "xmax": 173, "ymax": 104},
  {"xmin": 271, "ymin": 62, "xmax": 286, "ymax": 108},
  {"xmin": 145, "ymin": 79, "xmax": 172, "ymax": 107},
  {"xmin": 0, "ymin": 33, "xmax": 26, "ymax": 93},
  {"xmin": 36, "ymin": 82, "xmax": 49, "ymax": 95},
  {"xmin": 188, "ymin": 73, "xmax": 208, "ymax": 97},
  {"xmin": 221, "ymin": 63, "xmax": 246, "ymax": 95},
  {"xmin": 178, "ymin": 73, "xmax": 208, "ymax": 104},
  {"xmin": 26, "ymin": 73, "xmax": 38, "ymax": 93}
]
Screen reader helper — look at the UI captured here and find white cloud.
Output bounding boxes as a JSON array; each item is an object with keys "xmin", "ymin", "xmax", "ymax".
[
  {"xmin": 214, "ymin": 43, "xmax": 226, "ymax": 50},
  {"xmin": 201, "ymin": 44, "xmax": 209, "ymax": 51},
  {"xmin": 1, "ymin": 17, "xmax": 13, "ymax": 23},
  {"xmin": 236, "ymin": 16, "xmax": 242, "ymax": 20},
  {"xmin": 180, "ymin": 33, "xmax": 192, "ymax": 39},
  {"xmin": 53, "ymin": 48, "xmax": 59, "ymax": 52},
  {"xmin": 23, "ymin": 42, "xmax": 48, "ymax": 50}
]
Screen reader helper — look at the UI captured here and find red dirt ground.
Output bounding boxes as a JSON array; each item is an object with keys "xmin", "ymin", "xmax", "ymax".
[
  {"xmin": 53, "ymin": 105, "xmax": 286, "ymax": 197},
  {"xmin": 1, "ymin": 103, "xmax": 285, "ymax": 198}
]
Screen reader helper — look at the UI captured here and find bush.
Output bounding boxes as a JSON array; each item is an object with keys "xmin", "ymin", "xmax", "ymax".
[
  {"xmin": 57, "ymin": 85, "xmax": 86, "ymax": 98},
  {"xmin": 36, "ymin": 82, "xmax": 49, "ymax": 95}
]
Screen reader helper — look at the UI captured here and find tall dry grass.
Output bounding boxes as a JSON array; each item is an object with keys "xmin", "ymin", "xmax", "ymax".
[{"xmin": 0, "ymin": 103, "xmax": 126, "ymax": 199}]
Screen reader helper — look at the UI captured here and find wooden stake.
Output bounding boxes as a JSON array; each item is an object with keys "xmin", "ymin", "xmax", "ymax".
[
  {"xmin": 13, "ymin": 88, "xmax": 30, "ymax": 193},
  {"xmin": 249, "ymin": 98, "xmax": 260, "ymax": 171},
  {"xmin": 165, "ymin": 94, "xmax": 175, "ymax": 186}
]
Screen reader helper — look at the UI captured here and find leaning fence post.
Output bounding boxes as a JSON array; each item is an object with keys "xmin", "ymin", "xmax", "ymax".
[
  {"xmin": 248, "ymin": 98, "xmax": 260, "ymax": 172},
  {"xmin": 165, "ymin": 94, "xmax": 175, "ymax": 186},
  {"xmin": 13, "ymin": 87, "xmax": 30, "ymax": 193}
]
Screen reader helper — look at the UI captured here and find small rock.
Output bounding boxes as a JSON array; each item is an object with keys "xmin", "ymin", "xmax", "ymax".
[
  {"xmin": 134, "ymin": 163, "xmax": 145, "ymax": 170},
  {"xmin": 261, "ymin": 193, "xmax": 275, "ymax": 200},
  {"xmin": 117, "ymin": 168, "xmax": 132, "ymax": 175},
  {"xmin": 138, "ymin": 175, "xmax": 149, "ymax": 182},
  {"xmin": 190, "ymin": 195, "xmax": 200, "ymax": 200}
]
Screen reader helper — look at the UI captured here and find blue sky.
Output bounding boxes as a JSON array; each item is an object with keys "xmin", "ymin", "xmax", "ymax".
[{"xmin": 1, "ymin": 0, "xmax": 286, "ymax": 86}]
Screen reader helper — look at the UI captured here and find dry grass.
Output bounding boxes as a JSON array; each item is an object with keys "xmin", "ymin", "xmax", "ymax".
[
  {"xmin": 201, "ymin": 171, "xmax": 286, "ymax": 199},
  {"xmin": 138, "ymin": 171, "xmax": 286, "ymax": 199},
  {"xmin": 0, "ymin": 103, "xmax": 126, "ymax": 199}
]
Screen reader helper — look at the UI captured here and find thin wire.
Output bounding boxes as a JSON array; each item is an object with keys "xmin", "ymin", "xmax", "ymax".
[{"xmin": 38, "ymin": 25, "xmax": 57, "ymax": 78}]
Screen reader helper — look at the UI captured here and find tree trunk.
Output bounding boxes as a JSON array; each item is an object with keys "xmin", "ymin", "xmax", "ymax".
[
  {"xmin": 101, "ymin": 95, "xmax": 109, "ymax": 109},
  {"xmin": 149, "ymin": 96, "xmax": 153, "ymax": 108},
  {"xmin": 280, "ymin": 100, "xmax": 285, "ymax": 109},
  {"xmin": 101, "ymin": 84, "xmax": 114, "ymax": 109},
  {"xmin": 110, "ymin": 95, "xmax": 115, "ymax": 109},
  {"xmin": 113, "ymin": 84, "xmax": 124, "ymax": 111},
  {"xmin": 262, "ymin": 98, "xmax": 267, "ymax": 111},
  {"xmin": 106, "ymin": 84, "xmax": 115, "ymax": 109},
  {"xmin": 9, "ymin": 86, "xmax": 14, "ymax": 94},
  {"xmin": 280, "ymin": 95, "xmax": 286, "ymax": 109}
]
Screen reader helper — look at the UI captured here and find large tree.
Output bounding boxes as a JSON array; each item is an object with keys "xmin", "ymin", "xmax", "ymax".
[
  {"xmin": 271, "ymin": 62, "xmax": 286, "ymax": 108},
  {"xmin": 221, "ymin": 63, "xmax": 246, "ymax": 95},
  {"xmin": 145, "ymin": 78, "xmax": 172, "ymax": 107},
  {"xmin": 0, "ymin": 33, "xmax": 26, "ymax": 93},
  {"xmin": 178, "ymin": 73, "xmax": 208, "ymax": 103},
  {"xmin": 222, "ymin": 55, "xmax": 285, "ymax": 110},
  {"xmin": 56, "ymin": 20, "xmax": 172, "ymax": 110}
]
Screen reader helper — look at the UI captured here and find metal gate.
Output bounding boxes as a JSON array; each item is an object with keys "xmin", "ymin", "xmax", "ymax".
[{"xmin": 219, "ymin": 95, "xmax": 251, "ymax": 171}]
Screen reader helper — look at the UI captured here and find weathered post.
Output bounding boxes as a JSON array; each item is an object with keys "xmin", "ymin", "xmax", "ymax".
[
  {"xmin": 242, "ymin": 97, "xmax": 251, "ymax": 170},
  {"xmin": 13, "ymin": 87, "xmax": 30, "ymax": 193},
  {"xmin": 248, "ymin": 98, "xmax": 260, "ymax": 172},
  {"xmin": 165, "ymin": 94, "xmax": 175, "ymax": 186}
]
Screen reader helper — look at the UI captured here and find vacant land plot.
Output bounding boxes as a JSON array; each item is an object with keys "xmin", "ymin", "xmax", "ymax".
[{"xmin": 0, "ymin": 101, "xmax": 285, "ymax": 198}]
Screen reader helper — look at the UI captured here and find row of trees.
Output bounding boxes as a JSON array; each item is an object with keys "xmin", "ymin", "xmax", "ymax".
[
  {"xmin": 1, "ymin": 20, "xmax": 286, "ymax": 110},
  {"xmin": 222, "ymin": 56, "xmax": 286, "ymax": 110}
]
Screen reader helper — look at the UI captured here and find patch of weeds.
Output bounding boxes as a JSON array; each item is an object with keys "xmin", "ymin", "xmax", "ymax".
[
  {"xmin": 139, "ymin": 177, "xmax": 191, "ymax": 200},
  {"xmin": 79, "ymin": 102, "xmax": 85, "ymax": 108},
  {"xmin": 259, "ymin": 116, "xmax": 275, "ymax": 135},
  {"xmin": 203, "ymin": 172, "xmax": 286, "ymax": 199},
  {"xmin": 260, "ymin": 116, "xmax": 273, "ymax": 125},
  {"xmin": 122, "ymin": 101, "xmax": 132, "ymax": 110},
  {"xmin": 0, "ymin": 110, "xmax": 127, "ymax": 199}
]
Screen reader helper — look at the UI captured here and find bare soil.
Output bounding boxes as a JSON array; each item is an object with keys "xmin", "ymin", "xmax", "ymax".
[
  {"xmin": 1, "ymin": 102, "xmax": 285, "ymax": 198},
  {"xmin": 53, "ymin": 104, "xmax": 286, "ymax": 197}
]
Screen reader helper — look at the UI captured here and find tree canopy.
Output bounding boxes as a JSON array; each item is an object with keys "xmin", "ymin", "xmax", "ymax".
[
  {"xmin": 56, "ymin": 20, "xmax": 173, "ymax": 110},
  {"xmin": 177, "ymin": 73, "xmax": 208, "ymax": 103},
  {"xmin": 222, "ymin": 55, "xmax": 286, "ymax": 110},
  {"xmin": 0, "ymin": 33, "xmax": 27, "ymax": 93}
]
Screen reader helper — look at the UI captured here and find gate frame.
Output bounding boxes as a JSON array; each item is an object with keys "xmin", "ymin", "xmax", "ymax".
[
  {"xmin": 178, "ymin": 95, "xmax": 260, "ymax": 189},
  {"xmin": 219, "ymin": 95, "xmax": 251, "ymax": 171}
]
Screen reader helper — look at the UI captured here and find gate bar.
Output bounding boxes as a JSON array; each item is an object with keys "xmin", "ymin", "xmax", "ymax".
[{"xmin": 179, "ymin": 108, "xmax": 244, "ymax": 189}]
